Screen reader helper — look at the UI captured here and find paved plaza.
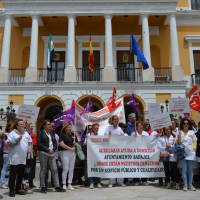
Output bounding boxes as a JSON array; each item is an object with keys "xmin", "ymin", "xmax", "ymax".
[{"xmin": 1, "ymin": 178, "xmax": 200, "ymax": 200}]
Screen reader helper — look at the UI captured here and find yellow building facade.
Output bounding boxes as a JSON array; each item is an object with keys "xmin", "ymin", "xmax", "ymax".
[{"xmin": 0, "ymin": 0, "xmax": 199, "ymax": 131}]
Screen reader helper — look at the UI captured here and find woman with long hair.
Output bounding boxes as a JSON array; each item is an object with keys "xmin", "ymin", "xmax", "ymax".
[
  {"xmin": 143, "ymin": 121, "xmax": 153, "ymax": 135},
  {"xmin": 37, "ymin": 120, "xmax": 65, "ymax": 193},
  {"xmin": 7, "ymin": 119, "xmax": 32, "ymax": 197},
  {"xmin": 178, "ymin": 118, "xmax": 197, "ymax": 191},
  {"xmin": 157, "ymin": 126, "xmax": 180, "ymax": 190},
  {"xmin": 59, "ymin": 122, "xmax": 78, "ymax": 190},
  {"xmin": 104, "ymin": 115, "xmax": 126, "ymax": 188},
  {"xmin": 0, "ymin": 122, "xmax": 13, "ymax": 189}
]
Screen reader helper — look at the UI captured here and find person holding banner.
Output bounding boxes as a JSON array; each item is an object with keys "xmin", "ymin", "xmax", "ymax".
[
  {"xmin": 131, "ymin": 121, "xmax": 149, "ymax": 186},
  {"xmin": 126, "ymin": 113, "xmax": 135, "ymax": 136},
  {"xmin": 86, "ymin": 123, "xmax": 102, "ymax": 189},
  {"xmin": 104, "ymin": 115, "xmax": 126, "ymax": 188},
  {"xmin": 59, "ymin": 122, "xmax": 78, "ymax": 190},
  {"xmin": 143, "ymin": 121, "xmax": 153, "ymax": 135},
  {"xmin": 37, "ymin": 120, "xmax": 65, "ymax": 193},
  {"xmin": 157, "ymin": 126, "xmax": 180, "ymax": 190},
  {"xmin": 178, "ymin": 118, "xmax": 197, "ymax": 191}
]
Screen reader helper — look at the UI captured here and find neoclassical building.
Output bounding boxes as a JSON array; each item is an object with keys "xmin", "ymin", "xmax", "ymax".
[{"xmin": 0, "ymin": 0, "xmax": 199, "ymax": 132}]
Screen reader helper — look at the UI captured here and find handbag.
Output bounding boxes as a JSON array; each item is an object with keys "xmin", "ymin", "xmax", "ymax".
[
  {"xmin": 159, "ymin": 154, "xmax": 170, "ymax": 162},
  {"xmin": 75, "ymin": 143, "xmax": 85, "ymax": 161},
  {"xmin": 24, "ymin": 158, "xmax": 32, "ymax": 180}
]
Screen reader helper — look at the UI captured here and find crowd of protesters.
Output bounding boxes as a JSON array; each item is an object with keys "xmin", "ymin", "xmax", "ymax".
[{"xmin": 0, "ymin": 113, "xmax": 200, "ymax": 197}]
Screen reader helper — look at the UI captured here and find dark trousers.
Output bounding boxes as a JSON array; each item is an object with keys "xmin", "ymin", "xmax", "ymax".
[
  {"xmin": 134, "ymin": 178, "xmax": 147, "ymax": 183},
  {"xmin": 163, "ymin": 162, "xmax": 179, "ymax": 183},
  {"xmin": 9, "ymin": 164, "xmax": 25, "ymax": 191}
]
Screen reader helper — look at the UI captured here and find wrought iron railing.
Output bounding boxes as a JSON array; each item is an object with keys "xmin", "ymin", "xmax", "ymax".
[
  {"xmin": 154, "ymin": 68, "xmax": 171, "ymax": 81},
  {"xmin": 77, "ymin": 68, "xmax": 103, "ymax": 81},
  {"xmin": 191, "ymin": 74, "xmax": 200, "ymax": 87},
  {"xmin": 116, "ymin": 68, "xmax": 142, "ymax": 81},
  {"xmin": 38, "ymin": 68, "xmax": 64, "ymax": 82},
  {"xmin": 191, "ymin": 2, "xmax": 200, "ymax": 10},
  {"xmin": 9, "ymin": 69, "xmax": 25, "ymax": 83}
]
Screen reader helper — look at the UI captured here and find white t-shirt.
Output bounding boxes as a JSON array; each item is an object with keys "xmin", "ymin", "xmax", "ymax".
[
  {"xmin": 157, "ymin": 135, "xmax": 177, "ymax": 162},
  {"xmin": 104, "ymin": 125, "xmax": 124, "ymax": 136},
  {"xmin": 180, "ymin": 130, "xmax": 197, "ymax": 160},
  {"xmin": 131, "ymin": 131, "xmax": 149, "ymax": 136},
  {"xmin": 8, "ymin": 130, "xmax": 32, "ymax": 165}
]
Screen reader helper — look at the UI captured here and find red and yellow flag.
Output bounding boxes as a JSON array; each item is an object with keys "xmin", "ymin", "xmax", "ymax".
[{"xmin": 89, "ymin": 35, "xmax": 94, "ymax": 72}]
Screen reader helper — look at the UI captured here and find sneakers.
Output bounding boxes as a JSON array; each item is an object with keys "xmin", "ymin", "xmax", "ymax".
[
  {"xmin": 90, "ymin": 183, "xmax": 94, "ymax": 189},
  {"xmin": 189, "ymin": 185, "xmax": 196, "ymax": 191},
  {"xmin": 167, "ymin": 182, "xmax": 171, "ymax": 189},
  {"xmin": 1, "ymin": 185, "xmax": 8, "ymax": 189},
  {"xmin": 68, "ymin": 185, "xmax": 74, "ymax": 190},
  {"xmin": 176, "ymin": 183, "xmax": 180, "ymax": 190},
  {"xmin": 118, "ymin": 183, "xmax": 126, "ymax": 187},
  {"xmin": 62, "ymin": 185, "xmax": 67, "ymax": 190},
  {"xmin": 97, "ymin": 183, "xmax": 102, "ymax": 189},
  {"xmin": 108, "ymin": 184, "xmax": 113, "ymax": 188},
  {"xmin": 135, "ymin": 182, "xmax": 139, "ymax": 186},
  {"xmin": 142, "ymin": 182, "xmax": 149, "ymax": 186},
  {"xmin": 183, "ymin": 185, "xmax": 187, "ymax": 191}
]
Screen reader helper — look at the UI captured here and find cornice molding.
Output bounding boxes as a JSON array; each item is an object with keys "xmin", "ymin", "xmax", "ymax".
[{"xmin": 185, "ymin": 35, "xmax": 200, "ymax": 43}]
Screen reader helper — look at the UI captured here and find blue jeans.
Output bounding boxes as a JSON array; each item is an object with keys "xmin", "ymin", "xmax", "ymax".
[
  {"xmin": 180, "ymin": 159, "xmax": 194, "ymax": 186},
  {"xmin": 89, "ymin": 177, "xmax": 101, "ymax": 184},
  {"xmin": 1, "ymin": 153, "xmax": 10, "ymax": 186}
]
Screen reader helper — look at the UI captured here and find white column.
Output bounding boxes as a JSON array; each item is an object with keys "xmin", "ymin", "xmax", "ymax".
[
  {"xmin": 25, "ymin": 15, "xmax": 39, "ymax": 82},
  {"xmin": 64, "ymin": 14, "xmax": 76, "ymax": 82},
  {"xmin": 0, "ymin": 14, "xmax": 12, "ymax": 82},
  {"xmin": 104, "ymin": 13, "xmax": 116, "ymax": 81},
  {"xmin": 169, "ymin": 12, "xmax": 183, "ymax": 81},
  {"xmin": 141, "ymin": 12, "xmax": 154, "ymax": 81}
]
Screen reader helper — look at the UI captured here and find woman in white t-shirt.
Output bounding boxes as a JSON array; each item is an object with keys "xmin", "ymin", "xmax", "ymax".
[
  {"xmin": 104, "ymin": 115, "xmax": 126, "ymax": 188},
  {"xmin": 178, "ymin": 118, "xmax": 197, "ymax": 192},
  {"xmin": 171, "ymin": 120, "xmax": 179, "ymax": 136},
  {"xmin": 131, "ymin": 121, "xmax": 149, "ymax": 186}
]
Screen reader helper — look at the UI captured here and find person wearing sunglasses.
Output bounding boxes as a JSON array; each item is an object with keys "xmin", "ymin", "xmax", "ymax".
[
  {"xmin": 143, "ymin": 121, "xmax": 153, "ymax": 136},
  {"xmin": 178, "ymin": 118, "xmax": 197, "ymax": 191}
]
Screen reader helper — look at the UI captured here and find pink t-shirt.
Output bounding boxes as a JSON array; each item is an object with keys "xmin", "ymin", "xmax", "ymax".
[{"xmin": 4, "ymin": 132, "xmax": 10, "ymax": 153}]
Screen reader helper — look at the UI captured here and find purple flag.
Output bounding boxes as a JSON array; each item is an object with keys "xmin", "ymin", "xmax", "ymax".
[
  {"xmin": 53, "ymin": 107, "xmax": 75, "ymax": 127},
  {"xmin": 127, "ymin": 94, "xmax": 139, "ymax": 113},
  {"xmin": 80, "ymin": 96, "xmax": 93, "ymax": 116}
]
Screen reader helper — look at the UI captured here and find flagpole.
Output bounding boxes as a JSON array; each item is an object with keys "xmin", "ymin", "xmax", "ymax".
[{"xmin": 74, "ymin": 104, "xmax": 76, "ymax": 142}]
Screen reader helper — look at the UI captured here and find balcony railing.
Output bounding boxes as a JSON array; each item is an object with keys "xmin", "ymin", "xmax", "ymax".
[
  {"xmin": 38, "ymin": 68, "xmax": 64, "ymax": 83},
  {"xmin": 191, "ymin": 3, "xmax": 200, "ymax": 10},
  {"xmin": 9, "ymin": 69, "xmax": 25, "ymax": 83},
  {"xmin": 191, "ymin": 74, "xmax": 200, "ymax": 87},
  {"xmin": 77, "ymin": 68, "xmax": 103, "ymax": 81},
  {"xmin": 116, "ymin": 68, "xmax": 142, "ymax": 81},
  {"xmin": 154, "ymin": 68, "xmax": 171, "ymax": 81}
]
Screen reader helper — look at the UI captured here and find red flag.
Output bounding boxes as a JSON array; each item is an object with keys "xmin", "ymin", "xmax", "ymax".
[
  {"xmin": 71, "ymin": 100, "xmax": 76, "ymax": 108},
  {"xmin": 106, "ymin": 88, "xmax": 117, "ymax": 112},
  {"xmin": 89, "ymin": 35, "xmax": 94, "ymax": 73},
  {"xmin": 188, "ymin": 85, "xmax": 200, "ymax": 111}
]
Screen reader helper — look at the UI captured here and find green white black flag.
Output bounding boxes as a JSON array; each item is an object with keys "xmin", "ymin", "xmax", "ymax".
[{"xmin": 47, "ymin": 33, "xmax": 55, "ymax": 71}]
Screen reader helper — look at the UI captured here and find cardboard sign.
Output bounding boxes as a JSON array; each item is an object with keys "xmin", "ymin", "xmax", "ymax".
[
  {"xmin": 16, "ymin": 104, "xmax": 40, "ymax": 122},
  {"xmin": 87, "ymin": 136, "xmax": 165, "ymax": 178},
  {"xmin": 149, "ymin": 112, "xmax": 172, "ymax": 130},
  {"xmin": 147, "ymin": 103, "xmax": 162, "ymax": 116},
  {"xmin": 169, "ymin": 98, "xmax": 190, "ymax": 114}
]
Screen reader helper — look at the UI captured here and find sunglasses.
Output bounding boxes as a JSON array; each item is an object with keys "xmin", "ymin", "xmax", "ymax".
[
  {"xmin": 183, "ymin": 123, "xmax": 189, "ymax": 125},
  {"xmin": 88, "ymin": 128, "xmax": 92, "ymax": 130}
]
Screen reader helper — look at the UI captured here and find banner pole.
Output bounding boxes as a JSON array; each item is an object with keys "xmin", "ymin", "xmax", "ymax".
[{"xmin": 74, "ymin": 105, "xmax": 76, "ymax": 142}]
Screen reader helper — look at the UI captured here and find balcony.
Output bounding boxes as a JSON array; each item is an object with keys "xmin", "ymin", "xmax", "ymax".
[
  {"xmin": 10, "ymin": 69, "xmax": 25, "ymax": 83},
  {"xmin": 154, "ymin": 68, "xmax": 171, "ymax": 81},
  {"xmin": 191, "ymin": 1, "xmax": 200, "ymax": 10},
  {"xmin": 38, "ymin": 68, "xmax": 64, "ymax": 83},
  {"xmin": 191, "ymin": 74, "xmax": 200, "ymax": 87},
  {"xmin": 77, "ymin": 68, "xmax": 103, "ymax": 81},
  {"xmin": 116, "ymin": 68, "xmax": 142, "ymax": 81}
]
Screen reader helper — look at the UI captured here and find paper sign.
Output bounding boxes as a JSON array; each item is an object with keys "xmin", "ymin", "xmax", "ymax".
[
  {"xmin": 169, "ymin": 98, "xmax": 190, "ymax": 114},
  {"xmin": 149, "ymin": 112, "xmax": 172, "ymax": 130},
  {"xmin": 147, "ymin": 103, "xmax": 162, "ymax": 116},
  {"xmin": 16, "ymin": 104, "xmax": 40, "ymax": 122}
]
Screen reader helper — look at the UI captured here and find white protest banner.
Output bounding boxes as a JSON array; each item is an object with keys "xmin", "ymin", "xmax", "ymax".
[
  {"xmin": 87, "ymin": 136, "xmax": 164, "ymax": 178},
  {"xmin": 147, "ymin": 103, "xmax": 162, "ymax": 116},
  {"xmin": 16, "ymin": 104, "xmax": 40, "ymax": 122},
  {"xmin": 81, "ymin": 98, "xmax": 125, "ymax": 135},
  {"xmin": 149, "ymin": 112, "xmax": 172, "ymax": 130},
  {"xmin": 169, "ymin": 98, "xmax": 190, "ymax": 114}
]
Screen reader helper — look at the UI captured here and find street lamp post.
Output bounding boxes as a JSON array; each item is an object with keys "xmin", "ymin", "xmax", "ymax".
[
  {"xmin": 161, "ymin": 105, "xmax": 164, "ymax": 113},
  {"xmin": 0, "ymin": 100, "xmax": 16, "ymax": 122},
  {"xmin": 165, "ymin": 99, "xmax": 169, "ymax": 112}
]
